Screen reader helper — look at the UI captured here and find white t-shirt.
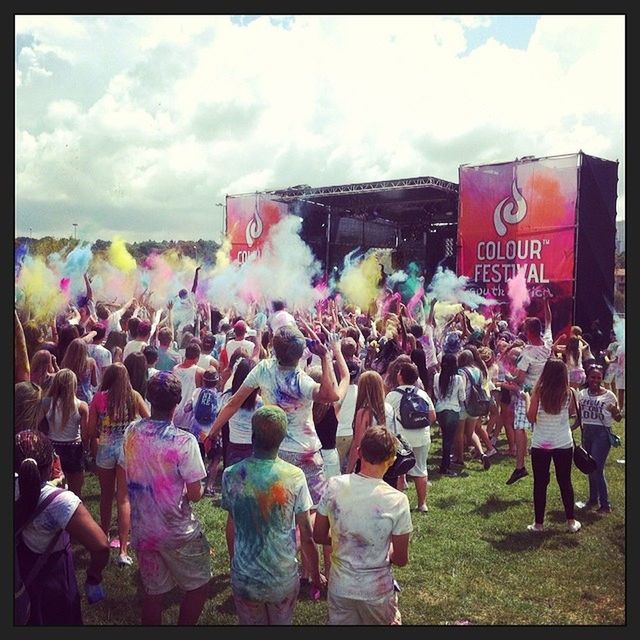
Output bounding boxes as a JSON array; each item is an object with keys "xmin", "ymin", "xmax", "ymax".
[
  {"xmin": 242, "ymin": 358, "xmax": 319, "ymax": 453},
  {"xmin": 172, "ymin": 365, "xmax": 200, "ymax": 429},
  {"xmin": 516, "ymin": 326, "xmax": 553, "ymax": 390},
  {"xmin": 197, "ymin": 353, "xmax": 217, "ymax": 370},
  {"xmin": 123, "ymin": 418, "xmax": 206, "ymax": 551},
  {"xmin": 225, "ymin": 338, "xmax": 254, "ymax": 361},
  {"xmin": 18, "ymin": 483, "xmax": 81, "ymax": 554},
  {"xmin": 385, "ymin": 385, "xmax": 434, "ymax": 448},
  {"xmin": 106, "ymin": 308, "xmax": 126, "ymax": 337},
  {"xmin": 578, "ymin": 388, "xmax": 618, "ymax": 428},
  {"xmin": 419, "ymin": 324, "xmax": 438, "ymax": 369},
  {"xmin": 87, "ymin": 343, "xmax": 112, "ymax": 385},
  {"xmin": 122, "ymin": 339, "xmax": 148, "ymax": 361},
  {"xmin": 432, "ymin": 372, "xmax": 466, "ymax": 413},
  {"xmin": 317, "ymin": 474, "xmax": 412, "ymax": 600},
  {"xmin": 335, "ymin": 384, "xmax": 357, "ymax": 438},
  {"xmin": 172, "ymin": 292, "xmax": 197, "ymax": 331}
]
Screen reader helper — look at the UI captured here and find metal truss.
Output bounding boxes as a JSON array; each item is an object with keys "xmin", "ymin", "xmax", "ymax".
[{"xmin": 266, "ymin": 175, "xmax": 459, "ymax": 201}]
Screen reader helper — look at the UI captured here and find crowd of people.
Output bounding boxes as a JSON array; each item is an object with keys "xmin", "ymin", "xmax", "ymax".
[{"xmin": 14, "ymin": 265, "xmax": 625, "ymax": 626}]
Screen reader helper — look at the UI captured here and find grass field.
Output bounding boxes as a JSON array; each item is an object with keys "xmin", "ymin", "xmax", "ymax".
[{"xmin": 73, "ymin": 421, "xmax": 626, "ymax": 626}]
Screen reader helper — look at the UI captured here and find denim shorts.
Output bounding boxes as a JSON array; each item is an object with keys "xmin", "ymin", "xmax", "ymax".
[
  {"xmin": 96, "ymin": 428, "xmax": 126, "ymax": 469},
  {"xmin": 52, "ymin": 441, "xmax": 84, "ymax": 475}
]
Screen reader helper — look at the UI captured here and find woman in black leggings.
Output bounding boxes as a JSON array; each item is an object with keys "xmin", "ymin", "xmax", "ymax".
[{"xmin": 525, "ymin": 358, "xmax": 581, "ymax": 533}]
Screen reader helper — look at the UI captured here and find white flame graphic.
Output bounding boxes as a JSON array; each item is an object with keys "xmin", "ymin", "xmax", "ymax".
[
  {"xmin": 245, "ymin": 206, "xmax": 263, "ymax": 248},
  {"xmin": 493, "ymin": 178, "xmax": 527, "ymax": 236}
]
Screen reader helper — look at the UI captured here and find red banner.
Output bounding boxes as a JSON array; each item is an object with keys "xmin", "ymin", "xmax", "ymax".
[
  {"xmin": 458, "ymin": 155, "xmax": 579, "ymax": 330},
  {"xmin": 225, "ymin": 194, "xmax": 288, "ymax": 263}
]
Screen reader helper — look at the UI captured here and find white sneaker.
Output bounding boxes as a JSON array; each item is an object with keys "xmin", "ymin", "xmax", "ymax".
[
  {"xmin": 567, "ymin": 520, "xmax": 582, "ymax": 533},
  {"xmin": 527, "ymin": 523, "xmax": 544, "ymax": 533},
  {"xmin": 116, "ymin": 553, "xmax": 134, "ymax": 566},
  {"xmin": 417, "ymin": 504, "xmax": 428, "ymax": 513},
  {"xmin": 486, "ymin": 447, "xmax": 498, "ymax": 458}
]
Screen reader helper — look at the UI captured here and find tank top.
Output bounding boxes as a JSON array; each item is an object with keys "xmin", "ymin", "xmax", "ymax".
[
  {"xmin": 531, "ymin": 396, "xmax": 572, "ymax": 449},
  {"xmin": 315, "ymin": 405, "xmax": 338, "ymax": 450},
  {"xmin": 46, "ymin": 397, "xmax": 82, "ymax": 443}
]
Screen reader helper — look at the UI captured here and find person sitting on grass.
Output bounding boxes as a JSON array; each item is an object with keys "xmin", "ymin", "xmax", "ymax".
[
  {"xmin": 123, "ymin": 371, "xmax": 211, "ymax": 625},
  {"xmin": 221, "ymin": 405, "xmax": 322, "ymax": 625},
  {"xmin": 313, "ymin": 425, "xmax": 412, "ymax": 625}
]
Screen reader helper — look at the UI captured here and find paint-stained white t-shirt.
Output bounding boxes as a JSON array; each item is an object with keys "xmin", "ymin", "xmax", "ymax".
[
  {"xmin": 317, "ymin": 473, "xmax": 412, "ymax": 600},
  {"xmin": 243, "ymin": 358, "xmax": 318, "ymax": 453}
]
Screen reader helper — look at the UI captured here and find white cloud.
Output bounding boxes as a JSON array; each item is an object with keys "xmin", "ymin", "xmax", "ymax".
[{"xmin": 15, "ymin": 14, "xmax": 625, "ymax": 242}]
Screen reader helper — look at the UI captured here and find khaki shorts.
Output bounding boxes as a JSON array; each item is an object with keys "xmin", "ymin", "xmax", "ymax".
[
  {"xmin": 137, "ymin": 532, "xmax": 212, "ymax": 596},
  {"xmin": 233, "ymin": 583, "xmax": 299, "ymax": 625},
  {"xmin": 328, "ymin": 589, "xmax": 402, "ymax": 625}
]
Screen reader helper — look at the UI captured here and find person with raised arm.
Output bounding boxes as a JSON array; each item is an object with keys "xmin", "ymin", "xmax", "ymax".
[{"xmin": 506, "ymin": 295, "xmax": 554, "ymax": 485}]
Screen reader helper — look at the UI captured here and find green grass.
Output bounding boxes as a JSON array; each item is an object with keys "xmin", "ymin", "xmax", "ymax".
[{"xmin": 74, "ymin": 421, "xmax": 626, "ymax": 625}]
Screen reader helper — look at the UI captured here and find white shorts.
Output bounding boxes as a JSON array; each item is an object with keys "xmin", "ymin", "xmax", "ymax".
[{"xmin": 137, "ymin": 532, "xmax": 212, "ymax": 596}]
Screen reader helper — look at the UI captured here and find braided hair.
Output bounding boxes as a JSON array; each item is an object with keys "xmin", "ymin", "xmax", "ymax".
[{"xmin": 14, "ymin": 430, "xmax": 54, "ymax": 530}]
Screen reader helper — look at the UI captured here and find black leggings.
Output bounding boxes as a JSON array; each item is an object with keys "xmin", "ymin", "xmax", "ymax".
[
  {"xmin": 437, "ymin": 410, "xmax": 459, "ymax": 472},
  {"xmin": 530, "ymin": 446, "xmax": 575, "ymax": 525}
]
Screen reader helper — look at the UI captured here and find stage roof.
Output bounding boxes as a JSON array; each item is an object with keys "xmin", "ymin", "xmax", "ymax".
[{"xmin": 259, "ymin": 175, "xmax": 459, "ymax": 228}]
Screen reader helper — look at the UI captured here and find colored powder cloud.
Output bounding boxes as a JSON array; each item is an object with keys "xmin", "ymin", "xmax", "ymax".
[
  {"xmin": 108, "ymin": 236, "xmax": 137, "ymax": 273},
  {"xmin": 506, "ymin": 266, "xmax": 530, "ymax": 331}
]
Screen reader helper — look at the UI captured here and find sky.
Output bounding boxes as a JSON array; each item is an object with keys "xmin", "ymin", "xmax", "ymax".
[{"xmin": 15, "ymin": 14, "xmax": 625, "ymax": 243}]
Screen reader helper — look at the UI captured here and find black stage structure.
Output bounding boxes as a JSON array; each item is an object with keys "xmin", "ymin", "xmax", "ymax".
[{"xmin": 262, "ymin": 176, "xmax": 459, "ymax": 283}]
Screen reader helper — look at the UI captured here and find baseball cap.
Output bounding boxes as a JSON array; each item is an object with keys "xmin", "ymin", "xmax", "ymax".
[{"xmin": 497, "ymin": 320, "xmax": 509, "ymax": 332}]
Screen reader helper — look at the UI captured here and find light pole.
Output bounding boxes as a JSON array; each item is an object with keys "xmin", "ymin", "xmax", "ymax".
[
  {"xmin": 72, "ymin": 223, "xmax": 78, "ymax": 240},
  {"xmin": 215, "ymin": 202, "xmax": 226, "ymax": 240},
  {"xmin": 194, "ymin": 243, "xmax": 198, "ymax": 265},
  {"xmin": 29, "ymin": 227, "xmax": 32, "ymax": 240}
]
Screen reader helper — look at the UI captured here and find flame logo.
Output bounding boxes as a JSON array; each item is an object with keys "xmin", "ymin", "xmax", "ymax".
[
  {"xmin": 493, "ymin": 178, "xmax": 527, "ymax": 236},
  {"xmin": 245, "ymin": 206, "xmax": 263, "ymax": 248}
]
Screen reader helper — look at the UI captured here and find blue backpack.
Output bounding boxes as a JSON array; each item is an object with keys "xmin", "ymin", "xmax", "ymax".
[{"xmin": 193, "ymin": 388, "xmax": 218, "ymax": 426}]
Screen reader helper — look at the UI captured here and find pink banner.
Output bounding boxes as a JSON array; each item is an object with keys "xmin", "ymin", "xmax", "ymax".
[
  {"xmin": 458, "ymin": 154, "xmax": 579, "ymax": 332},
  {"xmin": 226, "ymin": 194, "xmax": 288, "ymax": 263}
]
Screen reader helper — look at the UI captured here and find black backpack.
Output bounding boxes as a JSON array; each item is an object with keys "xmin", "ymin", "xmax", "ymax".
[
  {"xmin": 398, "ymin": 386, "xmax": 431, "ymax": 429},
  {"xmin": 462, "ymin": 368, "xmax": 491, "ymax": 417}
]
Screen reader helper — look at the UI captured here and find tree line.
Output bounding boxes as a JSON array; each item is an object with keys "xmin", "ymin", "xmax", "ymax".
[{"xmin": 15, "ymin": 237, "xmax": 222, "ymax": 265}]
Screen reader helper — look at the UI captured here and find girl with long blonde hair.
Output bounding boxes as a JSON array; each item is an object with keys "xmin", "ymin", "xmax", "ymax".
[
  {"xmin": 30, "ymin": 349, "xmax": 59, "ymax": 393},
  {"xmin": 61, "ymin": 337, "xmax": 98, "ymax": 403},
  {"xmin": 345, "ymin": 370, "xmax": 395, "ymax": 474},
  {"xmin": 42, "ymin": 368, "xmax": 89, "ymax": 497},
  {"xmin": 87, "ymin": 362, "xmax": 149, "ymax": 566}
]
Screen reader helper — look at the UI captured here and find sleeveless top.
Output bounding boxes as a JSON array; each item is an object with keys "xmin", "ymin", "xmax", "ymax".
[
  {"xmin": 45, "ymin": 397, "xmax": 82, "ymax": 443},
  {"xmin": 531, "ymin": 396, "xmax": 572, "ymax": 449}
]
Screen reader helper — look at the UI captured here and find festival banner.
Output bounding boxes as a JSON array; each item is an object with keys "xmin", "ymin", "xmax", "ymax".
[
  {"xmin": 226, "ymin": 194, "xmax": 288, "ymax": 263},
  {"xmin": 457, "ymin": 154, "xmax": 579, "ymax": 332}
]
